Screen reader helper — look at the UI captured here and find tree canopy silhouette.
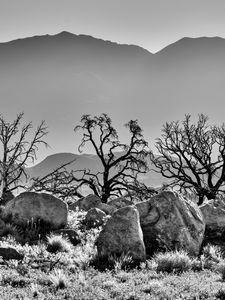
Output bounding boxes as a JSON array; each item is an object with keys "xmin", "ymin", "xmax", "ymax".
[{"xmin": 150, "ymin": 114, "xmax": 225, "ymax": 205}]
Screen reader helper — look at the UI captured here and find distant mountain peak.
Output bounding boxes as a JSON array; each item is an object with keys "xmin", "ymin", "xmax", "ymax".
[
  {"xmin": 54, "ymin": 31, "xmax": 76, "ymax": 39},
  {"xmin": 155, "ymin": 35, "xmax": 225, "ymax": 57}
]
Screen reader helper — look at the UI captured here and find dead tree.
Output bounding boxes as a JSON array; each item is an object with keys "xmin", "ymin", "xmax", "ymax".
[
  {"xmin": 74, "ymin": 113, "xmax": 150, "ymax": 203},
  {"xmin": 0, "ymin": 113, "xmax": 47, "ymax": 202},
  {"xmin": 150, "ymin": 114, "xmax": 225, "ymax": 205}
]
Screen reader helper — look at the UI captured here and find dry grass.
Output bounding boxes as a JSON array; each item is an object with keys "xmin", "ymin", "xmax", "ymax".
[{"xmin": 0, "ymin": 210, "xmax": 224, "ymax": 299}]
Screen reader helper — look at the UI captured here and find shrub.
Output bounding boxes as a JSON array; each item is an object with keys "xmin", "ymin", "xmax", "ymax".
[
  {"xmin": 48, "ymin": 269, "xmax": 68, "ymax": 289},
  {"xmin": 30, "ymin": 283, "xmax": 39, "ymax": 297},
  {"xmin": 91, "ymin": 252, "xmax": 135, "ymax": 271},
  {"xmin": 0, "ymin": 223, "xmax": 20, "ymax": 239},
  {"xmin": 109, "ymin": 253, "xmax": 134, "ymax": 272},
  {"xmin": 202, "ymin": 244, "xmax": 223, "ymax": 263},
  {"xmin": 197, "ymin": 244, "xmax": 224, "ymax": 271},
  {"xmin": 46, "ymin": 234, "xmax": 71, "ymax": 253},
  {"xmin": 153, "ymin": 250, "xmax": 192, "ymax": 274}
]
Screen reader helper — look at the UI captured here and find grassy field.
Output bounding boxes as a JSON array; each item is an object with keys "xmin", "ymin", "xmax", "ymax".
[{"xmin": 0, "ymin": 210, "xmax": 225, "ymax": 300}]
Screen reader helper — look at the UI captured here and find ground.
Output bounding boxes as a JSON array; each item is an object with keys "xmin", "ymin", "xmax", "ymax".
[{"xmin": 0, "ymin": 210, "xmax": 225, "ymax": 300}]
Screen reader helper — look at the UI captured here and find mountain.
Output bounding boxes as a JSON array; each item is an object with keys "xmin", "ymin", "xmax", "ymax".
[
  {"xmin": 1, "ymin": 32, "xmax": 225, "ymax": 160},
  {"xmin": 26, "ymin": 152, "xmax": 102, "ymax": 179},
  {"xmin": 26, "ymin": 152, "xmax": 168, "ymax": 188}
]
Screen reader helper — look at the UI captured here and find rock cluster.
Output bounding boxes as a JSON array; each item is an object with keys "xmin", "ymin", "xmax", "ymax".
[{"xmin": 1, "ymin": 189, "xmax": 221, "ymax": 264}]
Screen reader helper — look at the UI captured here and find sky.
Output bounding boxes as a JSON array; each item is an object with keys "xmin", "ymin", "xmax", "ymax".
[{"xmin": 1, "ymin": 0, "xmax": 225, "ymax": 53}]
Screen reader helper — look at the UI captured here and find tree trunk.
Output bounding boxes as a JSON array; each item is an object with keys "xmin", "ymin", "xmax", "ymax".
[
  {"xmin": 197, "ymin": 191, "xmax": 216, "ymax": 206},
  {"xmin": 101, "ymin": 193, "xmax": 109, "ymax": 203},
  {"xmin": 197, "ymin": 195, "xmax": 205, "ymax": 206}
]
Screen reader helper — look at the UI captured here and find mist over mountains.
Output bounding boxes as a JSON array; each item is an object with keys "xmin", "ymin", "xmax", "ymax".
[
  {"xmin": 26, "ymin": 152, "xmax": 167, "ymax": 188},
  {"xmin": 1, "ymin": 31, "xmax": 225, "ymax": 166}
]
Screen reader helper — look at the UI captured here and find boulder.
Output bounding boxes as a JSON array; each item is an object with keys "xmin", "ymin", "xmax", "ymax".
[
  {"xmin": 96, "ymin": 203, "xmax": 116, "ymax": 215},
  {"xmin": 85, "ymin": 208, "xmax": 107, "ymax": 229},
  {"xmin": 53, "ymin": 229, "xmax": 81, "ymax": 246},
  {"xmin": 136, "ymin": 191, "xmax": 205, "ymax": 256},
  {"xmin": 3, "ymin": 192, "xmax": 68, "ymax": 229},
  {"xmin": 200, "ymin": 198, "xmax": 225, "ymax": 244},
  {"xmin": 0, "ymin": 247, "xmax": 24, "ymax": 260},
  {"xmin": 69, "ymin": 194, "xmax": 102, "ymax": 212},
  {"xmin": 96, "ymin": 206, "xmax": 146, "ymax": 262},
  {"xmin": 108, "ymin": 197, "xmax": 133, "ymax": 210}
]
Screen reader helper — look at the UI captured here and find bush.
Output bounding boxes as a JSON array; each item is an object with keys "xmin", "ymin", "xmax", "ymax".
[
  {"xmin": 46, "ymin": 234, "xmax": 71, "ymax": 253},
  {"xmin": 91, "ymin": 252, "xmax": 136, "ymax": 271},
  {"xmin": 0, "ymin": 223, "xmax": 20, "ymax": 239},
  {"xmin": 202, "ymin": 244, "xmax": 223, "ymax": 262},
  {"xmin": 48, "ymin": 268, "xmax": 68, "ymax": 289},
  {"xmin": 153, "ymin": 250, "xmax": 192, "ymax": 274}
]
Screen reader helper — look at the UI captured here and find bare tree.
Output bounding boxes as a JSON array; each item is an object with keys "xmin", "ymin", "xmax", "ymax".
[
  {"xmin": 0, "ymin": 113, "xmax": 48, "ymax": 202},
  {"xmin": 150, "ymin": 114, "xmax": 225, "ymax": 205},
  {"xmin": 29, "ymin": 160, "xmax": 84, "ymax": 200},
  {"xmin": 73, "ymin": 113, "xmax": 150, "ymax": 203}
]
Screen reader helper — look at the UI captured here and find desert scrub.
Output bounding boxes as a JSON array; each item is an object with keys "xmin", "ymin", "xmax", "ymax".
[
  {"xmin": 152, "ymin": 250, "xmax": 192, "ymax": 274},
  {"xmin": 90, "ymin": 252, "xmax": 136, "ymax": 272},
  {"xmin": 46, "ymin": 234, "xmax": 72, "ymax": 253},
  {"xmin": 201, "ymin": 244, "xmax": 223, "ymax": 269},
  {"xmin": 48, "ymin": 268, "xmax": 68, "ymax": 290},
  {"xmin": 0, "ymin": 223, "xmax": 21, "ymax": 239},
  {"xmin": 72, "ymin": 229, "xmax": 99, "ymax": 270}
]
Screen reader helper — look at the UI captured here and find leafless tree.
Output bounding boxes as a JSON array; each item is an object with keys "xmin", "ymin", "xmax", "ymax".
[
  {"xmin": 150, "ymin": 114, "xmax": 225, "ymax": 205},
  {"xmin": 73, "ymin": 113, "xmax": 150, "ymax": 203},
  {"xmin": 0, "ymin": 113, "xmax": 48, "ymax": 202},
  {"xmin": 29, "ymin": 160, "xmax": 84, "ymax": 200}
]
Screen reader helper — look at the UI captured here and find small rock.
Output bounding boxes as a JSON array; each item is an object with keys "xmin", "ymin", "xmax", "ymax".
[
  {"xmin": 85, "ymin": 208, "xmax": 107, "ymax": 229},
  {"xmin": 96, "ymin": 203, "xmax": 116, "ymax": 215},
  {"xmin": 69, "ymin": 194, "xmax": 102, "ymax": 211},
  {"xmin": 108, "ymin": 197, "xmax": 133, "ymax": 210},
  {"xmin": 0, "ymin": 247, "xmax": 24, "ymax": 260}
]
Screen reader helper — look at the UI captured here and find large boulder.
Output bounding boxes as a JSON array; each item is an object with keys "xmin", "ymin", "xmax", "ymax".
[
  {"xmin": 96, "ymin": 206, "xmax": 146, "ymax": 262},
  {"xmin": 69, "ymin": 194, "xmax": 102, "ymax": 212},
  {"xmin": 136, "ymin": 191, "xmax": 205, "ymax": 256},
  {"xmin": 85, "ymin": 208, "xmax": 107, "ymax": 229},
  {"xmin": 200, "ymin": 198, "xmax": 225, "ymax": 244},
  {"xmin": 3, "ymin": 192, "xmax": 68, "ymax": 229},
  {"xmin": 108, "ymin": 197, "xmax": 133, "ymax": 210}
]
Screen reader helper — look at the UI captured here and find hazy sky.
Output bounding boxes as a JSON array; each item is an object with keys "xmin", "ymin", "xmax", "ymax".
[{"xmin": 1, "ymin": 0, "xmax": 225, "ymax": 52}]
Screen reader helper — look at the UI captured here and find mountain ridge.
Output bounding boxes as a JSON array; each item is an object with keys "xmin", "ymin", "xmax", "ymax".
[
  {"xmin": 26, "ymin": 152, "xmax": 168, "ymax": 188},
  {"xmin": 1, "ymin": 32, "xmax": 225, "ymax": 161}
]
